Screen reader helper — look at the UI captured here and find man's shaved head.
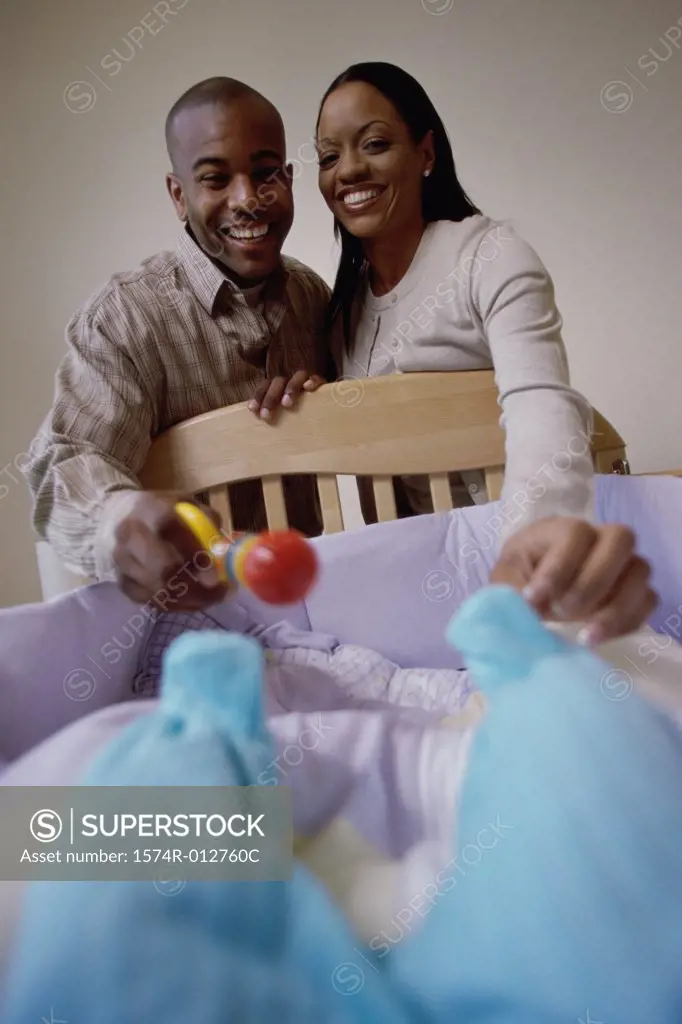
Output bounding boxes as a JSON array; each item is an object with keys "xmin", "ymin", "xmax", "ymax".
[{"xmin": 165, "ymin": 77, "xmax": 284, "ymax": 172}]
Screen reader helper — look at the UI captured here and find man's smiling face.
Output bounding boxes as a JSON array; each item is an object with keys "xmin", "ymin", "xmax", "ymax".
[{"xmin": 166, "ymin": 96, "xmax": 294, "ymax": 288}]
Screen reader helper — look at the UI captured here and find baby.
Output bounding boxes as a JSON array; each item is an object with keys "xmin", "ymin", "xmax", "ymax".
[{"xmin": 5, "ymin": 584, "xmax": 682, "ymax": 1024}]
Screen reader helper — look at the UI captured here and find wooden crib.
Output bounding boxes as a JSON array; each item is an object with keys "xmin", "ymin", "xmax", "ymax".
[{"xmin": 139, "ymin": 370, "xmax": 629, "ymax": 533}]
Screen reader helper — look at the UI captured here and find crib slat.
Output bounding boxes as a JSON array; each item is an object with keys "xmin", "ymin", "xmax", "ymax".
[
  {"xmin": 207, "ymin": 485, "xmax": 233, "ymax": 534},
  {"xmin": 262, "ymin": 475, "xmax": 288, "ymax": 529},
  {"xmin": 317, "ymin": 474, "xmax": 344, "ymax": 533},
  {"xmin": 593, "ymin": 448, "xmax": 629, "ymax": 474},
  {"xmin": 429, "ymin": 472, "xmax": 453, "ymax": 513},
  {"xmin": 484, "ymin": 466, "xmax": 504, "ymax": 502},
  {"xmin": 372, "ymin": 475, "xmax": 398, "ymax": 522}
]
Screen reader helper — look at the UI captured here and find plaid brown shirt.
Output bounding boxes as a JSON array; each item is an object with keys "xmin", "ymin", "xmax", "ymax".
[{"xmin": 23, "ymin": 228, "xmax": 332, "ymax": 580}]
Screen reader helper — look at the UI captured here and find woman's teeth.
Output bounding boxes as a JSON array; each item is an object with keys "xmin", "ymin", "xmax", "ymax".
[
  {"xmin": 343, "ymin": 190, "xmax": 379, "ymax": 207},
  {"xmin": 224, "ymin": 224, "xmax": 270, "ymax": 240}
]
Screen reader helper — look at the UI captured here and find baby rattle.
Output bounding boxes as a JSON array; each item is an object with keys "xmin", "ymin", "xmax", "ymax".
[{"xmin": 175, "ymin": 501, "xmax": 318, "ymax": 605}]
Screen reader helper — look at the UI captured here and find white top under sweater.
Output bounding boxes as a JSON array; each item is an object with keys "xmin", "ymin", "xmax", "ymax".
[{"xmin": 336, "ymin": 215, "xmax": 595, "ymax": 536}]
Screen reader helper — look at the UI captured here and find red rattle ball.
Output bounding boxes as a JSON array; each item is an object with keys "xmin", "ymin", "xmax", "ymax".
[{"xmin": 240, "ymin": 530, "xmax": 319, "ymax": 605}]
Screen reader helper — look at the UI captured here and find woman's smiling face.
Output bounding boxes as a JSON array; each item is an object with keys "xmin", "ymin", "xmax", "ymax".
[{"xmin": 316, "ymin": 81, "xmax": 433, "ymax": 242}]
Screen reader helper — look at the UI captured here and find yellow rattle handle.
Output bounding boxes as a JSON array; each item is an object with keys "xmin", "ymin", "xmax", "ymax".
[
  {"xmin": 176, "ymin": 501, "xmax": 319, "ymax": 605},
  {"xmin": 175, "ymin": 501, "xmax": 229, "ymax": 583}
]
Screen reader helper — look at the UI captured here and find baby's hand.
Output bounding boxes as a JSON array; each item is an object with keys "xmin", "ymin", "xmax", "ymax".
[{"xmin": 490, "ymin": 517, "xmax": 658, "ymax": 645}]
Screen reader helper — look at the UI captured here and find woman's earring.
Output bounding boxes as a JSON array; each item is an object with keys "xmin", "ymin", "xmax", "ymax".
[{"xmin": 424, "ymin": 169, "xmax": 431, "ymax": 177}]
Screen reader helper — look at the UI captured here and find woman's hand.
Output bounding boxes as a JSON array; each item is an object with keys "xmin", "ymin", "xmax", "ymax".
[
  {"xmin": 490, "ymin": 517, "xmax": 658, "ymax": 644},
  {"xmin": 248, "ymin": 371, "xmax": 326, "ymax": 420}
]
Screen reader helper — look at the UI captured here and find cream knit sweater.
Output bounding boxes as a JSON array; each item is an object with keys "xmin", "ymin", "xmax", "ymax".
[{"xmin": 337, "ymin": 215, "xmax": 594, "ymax": 536}]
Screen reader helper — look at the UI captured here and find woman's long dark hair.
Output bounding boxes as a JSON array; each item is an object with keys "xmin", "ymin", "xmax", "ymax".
[{"xmin": 316, "ymin": 61, "xmax": 481, "ymax": 352}]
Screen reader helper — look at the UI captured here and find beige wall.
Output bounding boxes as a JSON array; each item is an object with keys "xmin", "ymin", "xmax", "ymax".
[{"xmin": 1, "ymin": 0, "xmax": 681, "ymax": 606}]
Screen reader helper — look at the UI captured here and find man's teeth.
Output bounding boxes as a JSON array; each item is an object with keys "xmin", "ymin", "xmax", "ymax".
[
  {"xmin": 343, "ymin": 190, "xmax": 379, "ymax": 207},
  {"xmin": 224, "ymin": 224, "xmax": 270, "ymax": 239}
]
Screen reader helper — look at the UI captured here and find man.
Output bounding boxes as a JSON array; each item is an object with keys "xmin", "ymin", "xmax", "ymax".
[{"xmin": 22, "ymin": 77, "xmax": 332, "ymax": 610}]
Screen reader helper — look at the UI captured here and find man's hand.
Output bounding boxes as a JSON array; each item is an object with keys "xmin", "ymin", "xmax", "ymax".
[
  {"xmin": 490, "ymin": 517, "xmax": 658, "ymax": 644},
  {"xmin": 112, "ymin": 492, "xmax": 231, "ymax": 611},
  {"xmin": 248, "ymin": 371, "xmax": 325, "ymax": 420}
]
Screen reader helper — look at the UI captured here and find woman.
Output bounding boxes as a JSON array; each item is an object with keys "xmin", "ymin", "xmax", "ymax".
[{"xmin": 315, "ymin": 61, "xmax": 594, "ymax": 534}]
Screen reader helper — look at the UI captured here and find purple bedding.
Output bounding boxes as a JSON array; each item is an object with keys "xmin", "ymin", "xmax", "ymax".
[{"xmin": 1, "ymin": 473, "xmax": 681, "ymax": 771}]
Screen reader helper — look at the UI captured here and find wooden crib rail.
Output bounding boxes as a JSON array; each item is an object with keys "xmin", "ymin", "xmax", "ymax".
[{"xmin": 139, "ymin": 371, "xmax": 627, "ymax": 533}]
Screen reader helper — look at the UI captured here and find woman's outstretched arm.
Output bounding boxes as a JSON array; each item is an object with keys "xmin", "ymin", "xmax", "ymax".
[{"xmin": 469, "ymin": 224, "xmax": 595, "ymax": 538}]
